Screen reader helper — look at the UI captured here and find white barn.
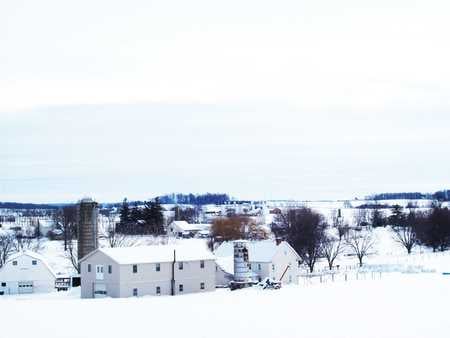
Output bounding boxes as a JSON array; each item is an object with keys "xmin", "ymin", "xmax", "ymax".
[
  {"xmin": 0, "ymin": 251, "xmax": 57, "ymax": 295},
  {"xmin": 80, "ymin": 244, "xmax": 216, "ymax": 298},
  {"xmin": 215, "ymin": 240, "xmax": 301, "ymax": 285}
]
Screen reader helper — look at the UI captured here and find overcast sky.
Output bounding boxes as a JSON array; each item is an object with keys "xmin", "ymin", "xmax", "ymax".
[{"xmin": 1, "ymin": 0, "xmax": 449, "ymax": 203}]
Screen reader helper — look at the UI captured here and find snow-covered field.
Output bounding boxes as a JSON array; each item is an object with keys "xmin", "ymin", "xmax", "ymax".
[{"xmin": 2, "ymin": 273, "xmax": 449, "ymax": 338}]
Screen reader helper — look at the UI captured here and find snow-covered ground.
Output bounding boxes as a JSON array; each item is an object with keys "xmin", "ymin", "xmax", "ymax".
[{"xmin": 2, "ymin": 273, "xmax": 449, "ymax": 338}]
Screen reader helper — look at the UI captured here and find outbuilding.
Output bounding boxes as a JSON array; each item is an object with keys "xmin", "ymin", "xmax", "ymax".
[
  {"xmin": 215, "ymin": 240, "xmax": 301, "ymax": 284},
  {"xmin": 0, "ymin": 251, "xmax": 57, "ymax": 295}
]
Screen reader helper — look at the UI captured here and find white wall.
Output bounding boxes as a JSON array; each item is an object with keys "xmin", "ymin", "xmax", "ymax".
[
  {"xmin": 0, "ymin": 253, "xmax": 56, "ymax": 295},
  {"xmin": 81, "ymin": 251, "xmax": 216, "ymax": 298}
]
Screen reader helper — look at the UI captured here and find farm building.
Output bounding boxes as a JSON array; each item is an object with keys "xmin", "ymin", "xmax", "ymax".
[
  {"xmin": 79, "ymin": 244, "xmax": 216, "ymax": 298},
  {"xmin": 214, "ymin": 240, "xmax": 301, "ymax": 284},
  {"xmin": 0, "ymin": 251, "xmax": 57, "ymax": 295},
  {"xmin": 168, "ymin": 221, "xmax": 211, "ymax": 238}
]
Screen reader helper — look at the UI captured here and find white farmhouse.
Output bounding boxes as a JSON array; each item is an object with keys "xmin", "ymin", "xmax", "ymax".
[
  {"xmin": 215, "ymin": 240, "xmax": 301, "ymax": 285},
  {"xmin": 0, "ymin": 251, "xmax": 57, "ymax": 295},
  {"xmin": 168, "ymin": 221, "xmax": 211, "ymax": 238},
  {"xmin": 80, "ymin": 244, "xmax": 216, "ymax": 298}
]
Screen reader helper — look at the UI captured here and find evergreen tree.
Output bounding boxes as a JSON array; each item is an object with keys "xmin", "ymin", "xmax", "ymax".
[
  {"xmin": 150, "ymin": 197, "xmax": 165, "ymax": 234},
  {"xmin": 130, "ymin": 202, "xmax": 142, "ymax": 222},
  {"xmin": 389, "ymin": 205, "xmax": 405, "ymax": 227},
  {"xmin": 120, "ymin": 198, "xmax": 130, "ymax": 224},
  {"xmin": 370, "ymin": 208, "xmax": 385, "ymax": 227}
]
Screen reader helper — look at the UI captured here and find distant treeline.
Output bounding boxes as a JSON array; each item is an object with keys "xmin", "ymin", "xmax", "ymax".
[
  {"xmin": 367, "ymin": 190, "xmax": 449, "ymax": 201},
  {"xmin": 0, "ymin": 202, "xmax": 60, "ymax": 210},
  {"xmin": 158, "ymin": 193, "xmax": 230, "ymax": 205}
]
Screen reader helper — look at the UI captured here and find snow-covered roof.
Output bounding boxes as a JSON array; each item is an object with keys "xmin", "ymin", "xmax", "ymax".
[
  {"xmin": 216, "ymin": 256, "xmax": 234, "ymax": 275},
  {"xmin": 5, "ymin": 250, "xmax": 57, "ymax": 277},
  {"xmin": 215, "ymin": 240, "xmax": 298, "ymax": 262},
  {"xmin": 170, "ymin": 221, "xmax": 211, "ymax": 232},
  {"xmin": 91, "ymin": 244, "xmax": 215, "ymax": 265}
]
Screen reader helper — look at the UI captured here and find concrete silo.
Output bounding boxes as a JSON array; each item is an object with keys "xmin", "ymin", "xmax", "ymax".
[
  {"xmin": 230, "ymin": 240, "xmax": 255, "ymax": 290},
  {"xmin": 77, "ymin": 198, "xmax": 99, "ymax": 262}
]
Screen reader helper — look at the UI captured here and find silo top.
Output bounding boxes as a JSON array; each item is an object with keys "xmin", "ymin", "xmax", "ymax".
[{"xmin": 80, "ymin": 197, "xmax": 95, "ymax": 203}]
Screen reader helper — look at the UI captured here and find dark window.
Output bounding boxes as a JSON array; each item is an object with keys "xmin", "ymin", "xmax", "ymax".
[
  {"xmin": 88, "ymin": 264, "xmax": 91, "ymax": 272},
  {"xmin": 133, "ymin": 265, "xmax": 138, "ymax": 273},
  {"xmin": 133, "ymin": 288, "xmax": 138, "ymax": 297},
  {"xmin": 12, "ymin": 261, "xmax": 17, "ymax": 266},
  {"xmin": 32, "ymin": 260, "xmax": 37, "ymax": 266},
  {"xmin": 108, "ymin": 265, "xmax": 112, "ymax": 274},
  {"xmin": 200, "ymin": 260, "xmax": 205, "ymax": 269},
  {"xmin": 179, "ymin": 284, "xmax": 184, "ymax": 292},
  {"xmin": 258, "ymin": 264, "xmax": 261, "ymax": 271},
  {"xmin": 156, "ymin": 263, "xmax": 160, "ymax": 272},
  {"xmin": 178, "ymin": 262, "xmax": 183, "ymax": 270},
  {"xmin": 1, "ymin": 282, "xmax": 6, "ymax": 287},
  {"xmin": 200, "ymin": 282, "xmax": 205, "ymax": 290},
  {"xmin": 156, "ymin": 286, "xmax": 161, "ymax": 295}
]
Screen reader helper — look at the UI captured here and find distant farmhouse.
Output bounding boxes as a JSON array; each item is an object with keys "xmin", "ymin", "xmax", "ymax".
[
  {"xmin": 215, "ymin": 240, "xmax": 301, "ymax": 286},
  {"xmin": 0, "ymin": 251, "xmax": 56, "ymax": 295},
  {"xmin": 80, "ymin": 245, "xmax": 215, "ymax": 298}
]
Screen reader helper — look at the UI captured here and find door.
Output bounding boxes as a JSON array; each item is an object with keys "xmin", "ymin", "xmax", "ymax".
[
  {"xmin": 93, "ymin": 283, "xmax": 107, "ymax": 298},
  {"xmin": 96, "ymin": 265, "xmax": 104, "ymax": 280},
  {"xmin": 18, "ymin": 281, "xmax": 33, "ymax": 294}
]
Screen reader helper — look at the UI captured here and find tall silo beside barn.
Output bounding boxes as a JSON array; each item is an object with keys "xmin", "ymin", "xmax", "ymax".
[{"xmin": 77, "ymin": 198, "xmax": 99, "ymax": 261}]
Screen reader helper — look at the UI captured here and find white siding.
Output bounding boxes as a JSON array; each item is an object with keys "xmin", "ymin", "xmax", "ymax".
[
  {"xmin": 0, "ymin": 253, "xmax": 56, "ymax": 295},
  {"xmin": 81, "ymin": 251, "xmax": 216, "ymax": 298}
]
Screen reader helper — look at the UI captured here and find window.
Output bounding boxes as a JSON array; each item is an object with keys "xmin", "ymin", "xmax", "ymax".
[
  {"xmin": 156, "ymin": 263, "xmax": 160, "ymax": 272},
  {"xmin": 13, "ymin": 261, "xmax": 17, "ymax": 266},
  {"xmin": 32, "ymin": 260, "xmax": 37, "ymax": 266},
  {"xmin": 108, "ymin": 265, "xmax": 112, "ymax": 274},
  {"xmin": 1, "ymin": 282, "xmax": 6, "ymax": 287},
  {"xmin": 133, "ymin": 265, "xmax": 138, "ymax": 273},
  {"xmin": 178, "ymin": 262, "xmax": 183, "ymax": 270},
  {"xmin": 258, "ymin": 264, "xmax": 261, "ymax": 271},
  {"xmin": 133, "ymin": 288, "xmax": 138, "ymax": 297},
  {"xmin": 156, "ymin": 286, "xmax": 161, "ymax": 295},
  {"xmin": 88, "ymin": 264, "xmax": 91, "ymax": 272},
  {"xmin": 200, "ymin": 282, "xmax": 205, "ymax": 290},
  {"xmin": 272, "ymin": 264, "xmax": 275, "ymax": 271},
  {"xmin": 179, "ymin": 284, "xmax": 184, "ymax": 292},
  {"xmin": 200, "ymin": 260, "xmax": 205, "ymax": 269}
]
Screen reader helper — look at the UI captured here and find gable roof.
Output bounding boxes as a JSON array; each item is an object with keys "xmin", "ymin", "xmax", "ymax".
[
  {"xmin": 82, "ymin": 244, "xmax": 215, "ymax": 265},
  {"xmin": 4, "ymin": 251, "xmax": 57, "ymax": 277},
  {"xmin": 214, "ymin": 240, "xmax": 300, "ymax": 262}
]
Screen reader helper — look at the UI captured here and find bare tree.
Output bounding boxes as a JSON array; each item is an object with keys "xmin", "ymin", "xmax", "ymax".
[
  {"xmin": 104, "ymin": 216, "xmax": 136, "ymax": 248},
  {"xmin": 392, "ymin": 225, "xmax": 416, "ymax": 254},
  {"xmin": 346, "ymin": 230, "xmax": 374, "ymax": 267},
  {"xmin": 286, "ymin": 208, "xmax": 327, "ymax": 273},
  {"xmin": 66, "ymin": 239, "xmax": 79, "ymax": 273},
  {"xmin": 322, "ymin": 236, "xmax": 342, "ymax": 270},
  {"xmin": 0, "ymin": 232, "xmax": 15, "ymax": 268}
]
